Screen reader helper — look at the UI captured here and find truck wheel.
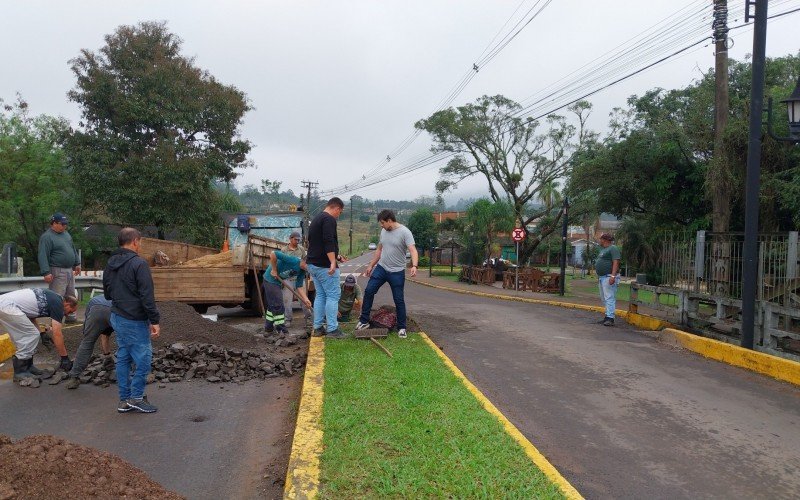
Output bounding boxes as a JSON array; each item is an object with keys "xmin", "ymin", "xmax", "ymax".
[{"xmin": 249, "ymin": 280, "xmax": 265, "ymax": 317}]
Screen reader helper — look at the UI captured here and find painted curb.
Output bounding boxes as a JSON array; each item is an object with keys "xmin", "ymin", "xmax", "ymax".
[
  {"xmin": 284, "ymin": 336, "xmax": 325, "ymax": 499},
  {"xmin": 409, "ymin": 278, "xmax": 800, "ymax": 387},
  {"xmin": 0, "ymin": 333, "xmax": 15, "ymax": 362},
  {"xmin": 656, "ymin": 328, "xmax": 800, "ymax": 386},
  {"xmin": 421, "ymin": 332, "xmax": 583, "ymax": 500}
]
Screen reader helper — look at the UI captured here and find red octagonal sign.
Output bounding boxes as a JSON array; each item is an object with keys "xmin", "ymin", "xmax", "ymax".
[{"xmin": 512, "ymin": 228, "xmax": 525, "ymax": 242}]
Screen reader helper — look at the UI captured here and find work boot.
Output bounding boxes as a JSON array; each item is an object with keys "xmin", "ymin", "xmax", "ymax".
[
  {"xmin": 12, "ymin": 356, "xmax": 34, "ymax": 382},
  {"xmin": 312, "ymin": 327, "xmax": 326, "ymax": 337},
  {"xmin": 26, "ymin": 360, "xmax": 54, "ymax": 380},
  {"xmin": 602, "ymin": 317, "xmax": 615, "ymax": 327},
  {"xmin": 65, "ymin": 376, "xmax": 81, "ymax": 390},
  {"xmin": 325, "ymin": 328, "xmax": 346, "ymax": 339}
]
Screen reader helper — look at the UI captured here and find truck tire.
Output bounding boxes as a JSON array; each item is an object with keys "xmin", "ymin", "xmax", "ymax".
[{"xmin": 249, "ymin": 279, "xmax": 265, "ymax": 317}]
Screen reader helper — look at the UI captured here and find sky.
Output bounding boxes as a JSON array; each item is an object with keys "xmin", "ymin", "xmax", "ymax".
[{"xmin": 2, "ymin": 1, "xmax": 798, "ymax": 204}]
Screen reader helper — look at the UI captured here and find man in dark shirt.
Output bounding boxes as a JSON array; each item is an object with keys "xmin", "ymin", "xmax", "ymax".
[
  {"xmin": 38, "ymin": 212, "xmax": 81, "ymax": 323},
  {"xmin": 306, "ymin": 197, "xmax": 346, "ymax": 338},
  {"xmin": 104, "ymin": 227, "xmax": 161, "ymax": 413}
]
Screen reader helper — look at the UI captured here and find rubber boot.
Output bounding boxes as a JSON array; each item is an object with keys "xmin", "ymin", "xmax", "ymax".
[
  {"xmin": 12, "ymin": 356, "xmax": 34, "ymax": 382},
  {"xmin": 24, "ymin": 358, "xmax": 54, "ymax": 380}
]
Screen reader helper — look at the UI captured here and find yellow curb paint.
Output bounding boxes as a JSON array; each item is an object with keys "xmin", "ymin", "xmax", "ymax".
[
  {"xmin": 420, "ymin": 332, "xmax": 583, "ymax": 500},
  {"xmin": 0, "ymin": 333, "xmax": 15, "ymax": 362},
  {"xmin": 284, "ymin": 336, "xmax": 325, "ymax": 499},
  {"xmin": 410, "ymin": 278, "xmax": 800, "ymax": 387},
  {"xmin": 659, "ymin": 328, "xmax": 800, "ymax": 386}
]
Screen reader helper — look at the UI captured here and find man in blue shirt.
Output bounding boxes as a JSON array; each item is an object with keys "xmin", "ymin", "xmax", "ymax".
[{"xmin": 263, "ymin": 251, "xmax": 312, "ymax": 334}]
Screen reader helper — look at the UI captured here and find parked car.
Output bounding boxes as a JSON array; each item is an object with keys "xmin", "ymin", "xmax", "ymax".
[{"xmin": 368, "ymin": 242, "xmax": 377, "ymax": 250}]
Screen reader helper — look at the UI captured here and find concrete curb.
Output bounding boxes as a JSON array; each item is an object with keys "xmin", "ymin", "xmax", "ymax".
[
  {"xmin": 409, "ymin": 278, "xmax": 800, "ymax": 387},
  {"xmin": 284, "ymin": 336, "xmax": 325, "ymax": 499},
  {"xmin": 0, "ymin": 333, "xmax": 15, "ymax": 362},
  {"xmin": 421, "ymin": 333, "xmax": 583, "ymax": 500}
]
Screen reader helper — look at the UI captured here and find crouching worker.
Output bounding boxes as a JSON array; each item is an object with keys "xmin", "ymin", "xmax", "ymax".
[
  {"xmin": 337, "ymin": 274, "xmax": 362, "ymax": 322},
  {"xmin": 65, "ymin": 295, "xmax": 114, "ymax": 389},
  {"xmin": 263, "ymin": 251, "xmax": 312, "ymax": 334},
  {"xmin": 0, "ymin": 288, "xmax": 77, "ymax": 385}
]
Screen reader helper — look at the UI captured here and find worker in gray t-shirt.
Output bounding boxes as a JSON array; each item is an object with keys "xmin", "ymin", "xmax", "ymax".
[{"xmin": 356, "ymin": 209, "xmax": 418, "ymax": 338}]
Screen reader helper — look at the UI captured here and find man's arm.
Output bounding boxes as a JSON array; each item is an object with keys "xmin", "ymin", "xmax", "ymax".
[
  {"xmin": 72, "ymin": 235, "xmax": 81, "ymax": 275},
  {"xmin": 50, "ymin": 320, "xmax": 68, "ymax": 357},
  {"xmin": 408, "ymin": 244, "xmax": 419, "ymax": 277},
  {"xmin": 365, "ymin": 245, "xmax": 382, "ymax": 277},
  {"xmin": 38, "ymin": 233, "xmax": 53, "ymax": 281},
  {"xmin": 134, "ymin": 260, "xmax": 160, "ymax": 326}
]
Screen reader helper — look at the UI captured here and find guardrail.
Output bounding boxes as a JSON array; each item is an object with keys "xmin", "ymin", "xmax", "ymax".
[{"xmin": 0, "ymin": 276, "xmax": 104, "ymax": 294}]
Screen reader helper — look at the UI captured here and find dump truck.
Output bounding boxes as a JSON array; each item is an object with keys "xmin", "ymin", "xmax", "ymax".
[{"xmin": 141, "ymin": 212, "xmax": 304, "ymax": 314}]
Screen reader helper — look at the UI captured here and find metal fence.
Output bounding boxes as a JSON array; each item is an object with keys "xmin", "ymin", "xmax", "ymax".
[{"xmin": 661, "ymin": 231, "xmax": 799, "ymax": 306}]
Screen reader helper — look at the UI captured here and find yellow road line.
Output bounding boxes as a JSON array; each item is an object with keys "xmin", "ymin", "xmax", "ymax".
[
  {"xmin": 284, "ymin": 336, "xmax": 325, "ymax": 499},
  {"xmin": 421, "ymin": 332, "xmax": 583, "ymax": 500}
]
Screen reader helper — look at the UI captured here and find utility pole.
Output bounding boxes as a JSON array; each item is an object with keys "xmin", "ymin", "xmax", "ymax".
[
  {"xmin": 349, "ymin": 195, "xmax": 354, "ymax": 255},
  {"xmin": 741, "ymin": 0, "xmax": 769, "ymax": 350},
  {"xmin": 300, "ymin": 180, "xmax": 318, "ymax": 244},
  {"xmin": 711, "ymin": 0, "xmax": 731, "ymax": 233}
]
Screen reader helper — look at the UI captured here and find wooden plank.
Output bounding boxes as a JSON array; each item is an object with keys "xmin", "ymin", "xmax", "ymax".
[{"xmin": 137, "ymin": 237, "xmax": 217, "ymax": 265}]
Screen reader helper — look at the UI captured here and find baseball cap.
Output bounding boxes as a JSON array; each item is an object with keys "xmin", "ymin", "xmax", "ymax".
[
  {"xmin": 290, "ymin": 231, "xmax": 301, "ymax": 239},
  {"xmin": 51, "ymin": 212, "xmax": 68, "ymax": 224},
  {"xmin": 344, "ymin": 274, "xmax": 356, "ymax": 285},
  {"xmin": 600, "ymin": 233, "xmax": 614, "ymax": 241}
]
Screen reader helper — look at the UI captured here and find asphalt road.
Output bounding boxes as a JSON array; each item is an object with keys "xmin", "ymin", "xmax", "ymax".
[{"xmin": 396, "ymin": 278, "xmax": 800, "ymax": 499}]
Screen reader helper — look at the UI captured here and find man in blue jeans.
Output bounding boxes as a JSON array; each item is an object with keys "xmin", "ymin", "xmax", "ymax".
[
  {"xmin": 595, "ymin": 233, "xmax": 621, "ymax": 327},
  {"xmin": 357, "ymin": 209, "xmax": 418, "ymax": 338},
  {"xmin": 103, "ymin": 227, "xmax": 161, "ymax": 413},
  {"xmin": 306, "ymin": 197, "xmax": 347, "ymax": 338}
]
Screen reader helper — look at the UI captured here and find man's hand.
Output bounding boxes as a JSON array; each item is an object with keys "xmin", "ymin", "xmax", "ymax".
[
  {"xmin": 43, "ymin": 273, "xmax": 53, "ymax": 284},
  {"xmin": 364, "ymin": 265, "xmax": 373, "ymax": 277},
  {"xmin": 150, "ymin": 324, "xmax": 160, "ymax": 339},
  {"xmin": 73, "ymin": 266, "xmax": 81, "ymax": 276},
  {"xmin": 328, "ymin": 265, "xmax": 336, "ymax": 276},
  {"xmin": 337, "ymin": 254, "xmax": 348, "ymax": 263},
  {"xmin": 409, "ymin": 265, "xmax": 418, "ymax": 277},
  {"xmin": 303, "ymin": 298, "xmax": 312, "ymax": 309},
  {"xmin": 59, "ymin": 356, "xmax": 73, "ymax": 372},
  {"xmin": 609, "ymin": 275, "xmax": 617, "ymax": 285},
  {"xmin": 337, "ymin": 311, "xmax": 342, "ymax": 319}
]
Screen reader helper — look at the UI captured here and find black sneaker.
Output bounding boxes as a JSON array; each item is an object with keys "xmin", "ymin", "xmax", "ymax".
[
  {"xmin": 312, "ymin": 327, "xmax": 326, "ymax": 337},
  {"xmin": 602, "ymin": 317, "xmax": 615, "ymax": 327},
  {"xmin": 325, "ymin": 328, "xmax": 346, "ymax": 339},
  {"xmin": 127, "ymin": 396, "xmax": 158, "ymax": 413},
  {"xmin": 596, "ymin": 317, "xmax": 610, "ymax": 324},
  {"xmin": 117, "ymin": 400, "xmax": 134, "ymax": 413}
]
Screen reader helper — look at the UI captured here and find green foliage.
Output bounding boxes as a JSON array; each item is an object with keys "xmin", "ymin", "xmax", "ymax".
[
  {"xmin": 407, "ymin": 207, "xmax": 437, "ymax": 251},
  {"xmin": 65, "ymin": 21, "xmax": 252, "ymax": 243},
  {"xmin": 358, "ymin": 214, "xmax": 370, "ymax": 223},
  {"xmin": 0, "ymin": 97, "xmax": 77, "ymax": 274},
  {"xmin": 464, "ymin": 198, "xmax": 515, "ymax": 263},
  {"xmin": 416, "ymin": 95, "xmax": 593, "ymax": 263},
  {"xmin": 418, "ymin": 255, "xmax": 430, "ymax": 268}
]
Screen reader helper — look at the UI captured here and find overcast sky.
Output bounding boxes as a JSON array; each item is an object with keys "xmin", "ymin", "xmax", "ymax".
[{"xmin": 3, "ymin": 1, "xmax": 798, "ymax": 203}]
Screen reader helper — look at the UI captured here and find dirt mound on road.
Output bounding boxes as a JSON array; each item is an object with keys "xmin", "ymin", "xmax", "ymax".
[
  {"xmin": 0, "ymin": 434, "xmax": 183, "ymax": 499},
  {"xmin": 154, "ymin": 301, "xmax": 261, "ymax": 350}
]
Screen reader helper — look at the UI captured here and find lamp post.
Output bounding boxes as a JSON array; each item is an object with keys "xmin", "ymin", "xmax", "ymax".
[
  {"xmin": 766, "ymin": 76, "xmax": 800, "ymax": 142},
  {"xmin": 559, "ymin": 196, "xmax": 569, "ymax": 297}
]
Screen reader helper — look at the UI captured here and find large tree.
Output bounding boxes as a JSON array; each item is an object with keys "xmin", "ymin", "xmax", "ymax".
[
  {"xmin": 0, "ymin": 97, "xmax": 78, "ymax": 274},
  {"xmin": 66, "ymin": 21, "xmax": 252, "ymax": 243},
  {"xmin": 406, "ymin": 207, "xmax": 437, "ymax": 253},
  {"xmin": 416, "ymin": 95, "xmax": 592, "ymax": 263}
]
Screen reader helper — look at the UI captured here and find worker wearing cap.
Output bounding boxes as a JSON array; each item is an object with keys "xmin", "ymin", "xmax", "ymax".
[
  {"xmin": 281, "ymin": 231, "xmax": 312, "ymax": 332},
  {"xmin": 595, "ymin": 233, "xmax": 621, "ymax": 326},
  {"xmin": 38, "ymin": 212, "xmax": 81, "ymax": 323},
  {"xmin": 337, "ymin": 274, "xmax": 362, "ymax": 323}
]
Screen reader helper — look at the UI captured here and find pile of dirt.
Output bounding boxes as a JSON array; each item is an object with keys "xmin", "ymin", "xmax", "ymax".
[
  {"xmin": 174, "ymin": 252, "xmax": 232, "ymax": 268},
  {"xmin": 154, "ymin": 301, "xmax": 262, "ymax": 350},
  {"xmin": 0, "ymin": 434, "xmax": 183, "ymax": 499}
]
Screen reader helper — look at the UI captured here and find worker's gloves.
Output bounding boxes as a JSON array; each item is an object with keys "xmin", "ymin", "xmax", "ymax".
[{"xmin": 59, "ymin": 356, "xmax": 73, "ymax": 372}]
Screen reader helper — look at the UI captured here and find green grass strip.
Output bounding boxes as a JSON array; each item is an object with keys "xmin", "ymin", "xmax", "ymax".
[{"xmin": 320, "ymin": 331, "xmax": 565, "ymax": 499}]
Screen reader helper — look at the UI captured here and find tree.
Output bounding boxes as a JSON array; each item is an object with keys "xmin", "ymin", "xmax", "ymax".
[
  {"xmin": 416, "ymin": 95, "xmax": 593, "ymax": 264},
  {"xmin": 0, "ymin": 97, "xmax": 79, "ymax": 274},
  {"xmin": 260, "ymin": 179, "xmax": 282, "ymax": 196},
  {"xmin": 407, "ymin": 207, "xmax": 436, "ymax": 254},
  {"xmin": 65, "ymin": 21, "xmax": 252, "ymax": 244},
  {"xmin": 464, "ymin": 199, "xmax": 515, "ymax": 264}
]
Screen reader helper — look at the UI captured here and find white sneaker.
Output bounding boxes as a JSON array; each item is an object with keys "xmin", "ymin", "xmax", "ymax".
[
  {"xmin": 398, "ymin": 329, "xmax": 407, "ymax": 339},
  {"xmin": 355, "ymin": 322, "xmax": 370, "ymax": 331}
]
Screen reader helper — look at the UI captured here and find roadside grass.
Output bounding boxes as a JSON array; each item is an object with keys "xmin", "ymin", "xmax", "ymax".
[{"xmin": 319, "ymin": 328, "xmax": 565, "ymax": 499}]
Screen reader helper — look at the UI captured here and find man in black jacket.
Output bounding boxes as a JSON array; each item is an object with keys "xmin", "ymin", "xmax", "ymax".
[
  {"xmin": 103, "ymin": 227, "xmax": 161, "ymax": 414},
  {"xmin": 306, "ymin": 197, "xmax": 346, "ymax": 338}
]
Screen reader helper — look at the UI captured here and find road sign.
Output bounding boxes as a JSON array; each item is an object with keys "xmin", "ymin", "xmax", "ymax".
[{"xmin": 512, "ymin": 228, "xmax": 525, "ymax": 242}]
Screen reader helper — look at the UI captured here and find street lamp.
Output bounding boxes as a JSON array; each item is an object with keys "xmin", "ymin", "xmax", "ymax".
[{"xmin": 766, "ymin": 76, "xmax": 800, "ymax": 142}]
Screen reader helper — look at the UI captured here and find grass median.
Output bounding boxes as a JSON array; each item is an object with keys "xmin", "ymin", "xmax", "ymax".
[{"xmin": 319, "ymin": 329, "xmax": 565, "ymax": 499}]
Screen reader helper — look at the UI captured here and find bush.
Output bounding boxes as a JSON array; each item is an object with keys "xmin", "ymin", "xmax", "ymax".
[{"xmin": 418, "ymin": 256, "xmax": 430, "ymax": 268}]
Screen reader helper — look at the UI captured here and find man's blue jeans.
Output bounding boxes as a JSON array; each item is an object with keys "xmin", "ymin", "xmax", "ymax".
[
  {"xmin": 308, "ymin": 264, "xmax": 341, "ymax": 332},
  {"xmin": 359, "ymin": 264, "xmax": 407, "ymax": 330},
  {"xmin": 110, "ymin": 313, "xmax": 152, "ymax": 401},
  {"xmin": 598, "ymin": 275, "xmax": 619, "ymax": 319}
]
